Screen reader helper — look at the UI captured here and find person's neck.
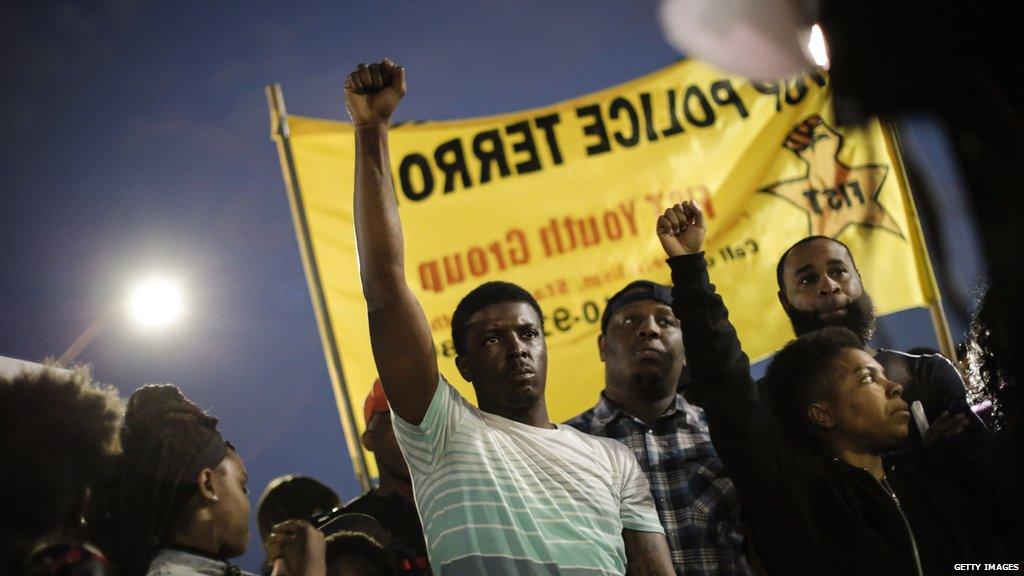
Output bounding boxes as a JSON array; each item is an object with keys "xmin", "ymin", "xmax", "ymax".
[
  {"xmin": 480, "ymin": 400, "xmax": 553, "ymax": 429},
  {"xmin": 836, "ymin": 447, "xmax": 885, "ymax": 480},
  {"xmin": 169, "ymin": 523, "xmax": 220, "ymax": 559},
  {"xmin": 375, "ymin": 469, "xmax": 414, "ymax": 501},
  {"xmin": 604, "ymin": 379, "xmax": 676, "ymax": 428}
]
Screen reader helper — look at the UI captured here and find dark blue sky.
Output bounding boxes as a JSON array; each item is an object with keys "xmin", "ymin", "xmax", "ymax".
[{"xmin": 1, "ymin": 1, "xmax": 983, "ymax": 571}]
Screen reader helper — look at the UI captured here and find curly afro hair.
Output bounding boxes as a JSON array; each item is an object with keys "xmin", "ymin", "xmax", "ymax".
[{"xmin": 0, "ymin": 367, "xmax": 122, "ymax": 566}]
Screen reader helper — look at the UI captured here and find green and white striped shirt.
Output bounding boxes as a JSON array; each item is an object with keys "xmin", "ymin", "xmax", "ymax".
[{"xmin": 392, "ymin": 376, "xmax": 664, "ymax": 575}]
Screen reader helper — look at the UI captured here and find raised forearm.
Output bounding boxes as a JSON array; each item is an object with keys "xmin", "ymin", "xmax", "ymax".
[
  {"xmin": 669, "ymin": 253, "xmax": 786, "ymax": 487},
  {"xmin": 346, "ymin": 59, "xmax": 437, "ymax": 425},
  {"xmin": 668, "ymin": 253, "xmax": 756, "ymax": 407},
  {"xmin": 354, "ymin": 125, "xmax": 407, "ymax": 309}
]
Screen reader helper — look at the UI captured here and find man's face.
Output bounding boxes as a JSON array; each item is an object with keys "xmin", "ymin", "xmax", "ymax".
[
  {"xmin": 363, "ymin": 411, "xmax": 409, "ymax": 482},
  {"xmin": 599, "ymin": 298, "xmax": 684, "ymax": 399},
  {"xmin": 818, "ymin": 348, "xmax": 910, "ymax": 453},
  {"xmin": 780, "ymin": 239, "xmax": 875, "ymax": 340},
  {"xmin": 457, "ymin": 301, "xmax": 548, "ymax": 412},
  {"xmin": 213, "ymin": 451, "xmax": 251, "ymax": 558}
]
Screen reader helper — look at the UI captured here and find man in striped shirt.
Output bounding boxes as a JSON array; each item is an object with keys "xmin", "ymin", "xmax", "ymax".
[
  {"xmin": 345, "ymin": 58, "xmax": 673, "ymax": 575},
  {"xmin": 567, "ymin": 281, "xmax": 754, "ymax": 575}
]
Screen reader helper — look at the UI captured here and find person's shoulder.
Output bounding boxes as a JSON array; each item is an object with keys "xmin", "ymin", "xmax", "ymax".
[
  {"xmin": 563, "ymin": 405, "xmax": 600, "ymax": 432},
  {"xmin": 881, "ymin": 348, "xmax": 961, "ymax": 377},
  {"xmin": 561, "ymin": 424, "xmax": 632, "ymax": 456},
  {"xmin": 437, "ymin": 374, "xmax": 479, "ymax": 409},
  {"xmin": 879, "ymin": 347, "xmax": 947, "ymax": 364},
  {"xmin": 420, "ymin": 373, "xmax": 483, "ymax": 421},
  {"xmin": 340, "ymin": 491, "xmax": 380, "ymax": 514}
]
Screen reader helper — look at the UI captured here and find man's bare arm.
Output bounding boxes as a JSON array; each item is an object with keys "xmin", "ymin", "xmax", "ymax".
[
  {"xmin": 623, "ymin": 529, "xmax": 674, "ymax": 575},
  {"xmin": 346, "ymin": 59, "xmax": 437, "ymax": 425}
]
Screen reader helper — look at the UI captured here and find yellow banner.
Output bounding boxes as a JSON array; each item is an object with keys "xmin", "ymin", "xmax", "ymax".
[{"xmin": 275, "ymin": 59, "xmax": 937, "ymax": 478}]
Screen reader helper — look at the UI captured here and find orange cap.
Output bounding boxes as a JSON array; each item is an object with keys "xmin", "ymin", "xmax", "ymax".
[{"xmin": 363, "ymin": 379, "xmax": 389, "ymax": 427}]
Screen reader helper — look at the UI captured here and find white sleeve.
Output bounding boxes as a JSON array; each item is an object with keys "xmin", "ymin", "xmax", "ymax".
[{"xmin": 390, "ymin": 375, "xmax": 466, "ymax": 474}]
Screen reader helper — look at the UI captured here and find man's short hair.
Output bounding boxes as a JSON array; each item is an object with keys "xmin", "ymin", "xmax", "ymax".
[
  {"xmin": 775, "ymin": 236, "xmax": 857, "ymax": 294},
  {"xmin": 323, "ymin": 513, "xmax": 398, "ymax": 576},
  {"xmin": 450, "ymin": 281, "xmax": 544, "ymax": 355},
  {"xmin": 256, "ymin": 475, "xmax": 340, "ymax": 540},
  {"xmin": 763, "ymin": 327, "xmax": 865, "ymax": 442},
  {"xmin": 600, "ymin": 280, "xmax": 673, "ymax": 333}
]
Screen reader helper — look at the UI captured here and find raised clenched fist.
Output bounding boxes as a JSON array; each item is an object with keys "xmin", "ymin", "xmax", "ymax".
[
  {"xmin": 344, "ymin": 58, "xmax": 407, "ymax": 129},
  {"xmin": 656, "ymin": 201, "xmax": 706, "ymax": 257}
]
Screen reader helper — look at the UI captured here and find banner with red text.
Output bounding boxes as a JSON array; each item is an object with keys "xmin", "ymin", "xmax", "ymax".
[{"xmin": 275, "ymin": 59, "xmax": 937, "ymax": 478}]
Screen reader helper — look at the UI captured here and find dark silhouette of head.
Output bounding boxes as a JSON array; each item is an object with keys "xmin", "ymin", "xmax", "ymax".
[
  {"xmin": 256, "ymin": 475, "xmax": 339, "ymax": 542},
  {"xmin": 322, "ymin": 513, "xmax": 399, "ymax": 576},
  {"xmin": 0, "ymin": 368, "xmax": 121, "ymax": 569}
]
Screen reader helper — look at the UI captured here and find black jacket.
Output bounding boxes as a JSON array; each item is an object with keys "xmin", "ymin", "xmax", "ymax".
[{"xmin": 669, "ymin": 253, "xmax": 1004, "ymax": 576}]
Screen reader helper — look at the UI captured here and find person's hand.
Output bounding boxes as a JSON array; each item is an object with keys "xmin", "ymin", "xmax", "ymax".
[
  {"xmin": 924, "ymin": 411, "xmax": 970, "ymax": 445},
  {"xmin": 344, "ymin": 58, "xmax": 406, "ymax": 129},
  {"xmin": 656, "ymin": 201, "xmax": 706, "ymax": 257},
  {"xmin": 265, "ymin": 519, "xmax": 326, "ymax": 576}
]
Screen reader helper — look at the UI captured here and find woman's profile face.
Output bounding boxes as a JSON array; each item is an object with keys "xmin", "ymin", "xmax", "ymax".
[{"xmin": 212, "ymin": 450, "xmax": 251, "ymax": 558}]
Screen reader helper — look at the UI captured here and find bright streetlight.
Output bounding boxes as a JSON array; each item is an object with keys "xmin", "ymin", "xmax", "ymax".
[
  {"xmin": 127, "ymin": 276, "xmax": 184, "ymax": 328},
  {"xmin": 58, "ymin": 274, "xmax": 186, "ymax": 364}
]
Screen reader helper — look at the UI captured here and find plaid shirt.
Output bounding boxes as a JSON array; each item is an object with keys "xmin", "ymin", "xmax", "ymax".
[{"xmin": 567, "ymin": 394, "xmax": 754, "ymax": 576}]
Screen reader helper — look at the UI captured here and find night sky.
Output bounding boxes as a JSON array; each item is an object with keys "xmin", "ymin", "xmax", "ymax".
[{"xmin": 2, "ymin": 1, "xmax": 984, "ymax": 571}]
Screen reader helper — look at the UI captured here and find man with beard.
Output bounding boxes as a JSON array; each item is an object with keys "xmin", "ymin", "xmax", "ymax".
[
  {"xmin": 774, "ymin": 236, "xmax": 980, "ymax": 449},
  {"xmin": 345, "ymin": 58, "xmax": 672, "ymax": 575},
  {"xmin": 567, "ymin": 281, "xmax": 754, "ymax": 575}
]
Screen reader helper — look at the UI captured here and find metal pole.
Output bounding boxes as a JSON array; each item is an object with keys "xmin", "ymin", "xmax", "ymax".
[
  {"xmin": 883, "ymin": 122, "xmax": 958, "ymax": 360},
  {"xmin": 266, "ymin": 84, "xmax": 371, "ymax": 491}
]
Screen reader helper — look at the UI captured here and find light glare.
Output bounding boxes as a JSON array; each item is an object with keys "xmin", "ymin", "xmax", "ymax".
[
  {"xmin": 807, "ymin": 24, "xmax": 830, "ymax": 69},
  {"xmin": 128, "ymin": 277, "xmax": 184, "ymax": 328}
]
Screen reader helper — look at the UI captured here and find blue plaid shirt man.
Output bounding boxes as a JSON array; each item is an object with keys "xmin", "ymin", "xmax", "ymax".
[{"xmin": 567, "ymin": 393, "xmax": 754, "ymax": 576}]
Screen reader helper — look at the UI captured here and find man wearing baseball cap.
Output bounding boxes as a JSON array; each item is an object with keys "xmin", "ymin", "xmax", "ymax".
[
  {"xmin": 322, "ymin": 380, "xmax": 431, "ymax": 574},
  {"xmin": 567, "ymin": 281, "xmax": 754, "ymax": 575}
]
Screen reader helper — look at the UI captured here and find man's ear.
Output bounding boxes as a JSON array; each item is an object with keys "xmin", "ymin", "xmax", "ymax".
[
  {"xmin": 597, "ymin": 334, "xmax": 607, "ymax": 362},
  {"xmin": 455, "ymin": 355, "xmax": 472, "ymax": 383},
  {"xmin": 777, "ymin": 289, "xmax": 788, "ymax": 310},
  {"xmin": 196, "ymin": 468, "xmax": 219, "ymax": 503},
  {"xmin": 807, "ymin": 401, "xmax": 836, "ymax": 429}
]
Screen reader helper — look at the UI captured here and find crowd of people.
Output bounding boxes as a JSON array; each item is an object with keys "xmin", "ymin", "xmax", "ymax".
[{"xmin": 2, "ymin": 58, "xmax": 1020, "ymax": 576}]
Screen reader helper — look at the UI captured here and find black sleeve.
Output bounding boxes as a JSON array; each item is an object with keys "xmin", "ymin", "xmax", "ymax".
[
  {"xmin": 914, "ymin": 354, "xmax": 981, "ymax": 426},
  {"xmin": 912, "ymin": 354, "xmax": 990, "ymax": 486},
  {"xmin": 668, "ymin": 253, "xmax": 792, "ymax": 493}
]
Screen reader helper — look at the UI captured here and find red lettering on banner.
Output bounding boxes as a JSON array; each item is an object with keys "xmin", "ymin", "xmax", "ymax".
[
  {"xmin": 417, "ymin": 228, "xmax": 532, "ymax": 293},
  {"xmin": 540, "ymin": 201, "xmax": 639, "ymax": 258}
]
